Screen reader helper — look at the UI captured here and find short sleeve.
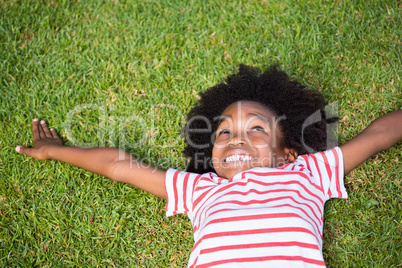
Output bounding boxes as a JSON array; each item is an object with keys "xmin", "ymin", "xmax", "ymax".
[
  {"xmin": 298, "ymin": 147, "xmax": 347, "ymax": 200},
  {"xmin": 165, "ymin": 168, "xmax": 200, "ymax": 217}
]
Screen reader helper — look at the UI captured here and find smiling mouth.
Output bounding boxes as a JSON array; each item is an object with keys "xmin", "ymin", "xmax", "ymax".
[{"xmin": 224, "ymin": 154, "xmax": 254, "ymax": 163}]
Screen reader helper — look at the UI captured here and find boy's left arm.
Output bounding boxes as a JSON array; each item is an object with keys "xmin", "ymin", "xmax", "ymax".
[{"xmin": 340, "ymin": 110, "xmax": 402, "ymax": 175}]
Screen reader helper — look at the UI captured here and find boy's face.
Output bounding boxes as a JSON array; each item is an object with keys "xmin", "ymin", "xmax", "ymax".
[{"xmin": 212, "ymin": 101, "xmax": 287, "ymax": 179}]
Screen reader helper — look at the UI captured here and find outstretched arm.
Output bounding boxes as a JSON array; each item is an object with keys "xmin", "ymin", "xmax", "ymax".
[
  {"xmin": 340, "ymin": 110, "xmax": 402, "ymax": 175},
  {"xmin": 16, "ymin": 119, "xmax": 167, "ymax": 199}
]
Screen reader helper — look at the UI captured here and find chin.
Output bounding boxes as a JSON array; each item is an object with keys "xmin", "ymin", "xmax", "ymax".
[{"xmin": 221, "ymin": 167, "xmax": 252, "ymax": 179}]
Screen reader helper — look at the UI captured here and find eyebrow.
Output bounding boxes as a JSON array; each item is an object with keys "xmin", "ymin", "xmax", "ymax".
[
  {"xmin": 248, "ymin": 113, "xmax": 269, "ymax": 122},
  {"xmin": 244, "ymin": 113, "xmax": 271, "ymax": 126},
  {"xmin": 216, "ymin": 113, "xmax": 270, "ymax": 126},
  {"xmin": 216, "ymin": 115, "xmax": 230, "ymax": 126}
]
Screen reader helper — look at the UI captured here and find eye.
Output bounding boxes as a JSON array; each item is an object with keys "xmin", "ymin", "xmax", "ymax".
[
  {"xmin": 218, "ymin": 129, "xmax": 230, "ymax": 136},
  {"xmin": 249, "ymin": 126, "xmax": 266, "ymax": 133}
]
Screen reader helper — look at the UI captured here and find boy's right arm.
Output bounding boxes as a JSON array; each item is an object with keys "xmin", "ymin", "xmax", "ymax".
[{"xmin": 16, "ymin": 119, "xmax": 167, "ymax": 199}]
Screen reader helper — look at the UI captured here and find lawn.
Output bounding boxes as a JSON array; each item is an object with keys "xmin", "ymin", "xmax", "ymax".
[{"xmin": 1, "ymin": 0, "xmax": 401, "ymax": 267}]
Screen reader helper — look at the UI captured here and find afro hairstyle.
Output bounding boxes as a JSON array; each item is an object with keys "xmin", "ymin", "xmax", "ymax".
[{"xmin": 182, "ymin": 64, "xmax": 338, "ymax": 174}]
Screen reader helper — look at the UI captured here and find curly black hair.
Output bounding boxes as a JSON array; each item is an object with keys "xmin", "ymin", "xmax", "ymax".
[{"xmin": 182, "ymin": 64, "xmax": 337, "ymax": 174}]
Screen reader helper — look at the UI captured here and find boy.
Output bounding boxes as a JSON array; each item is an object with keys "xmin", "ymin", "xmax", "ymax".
[{"xmin": 16, "ymin": 65, "xmax": 402, "ymax": 267}]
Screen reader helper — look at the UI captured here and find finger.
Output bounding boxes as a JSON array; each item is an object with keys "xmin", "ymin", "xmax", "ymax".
[
  {"xmin": 15, "ymin": 145, "xmax": 30, "ymax": 155},
  {"xmin": 15, "ymin": 146, "xmax": 24, "ymax": 154},
  {"xmin": 37, "ymin": 120, "xmax": 47, "ymax": 139},
  {"xmin": 15, "ymin": 145, "xmax": 41, "ymax": 160},
  {"xmin": 40, "ymin": 120, "xmax": 53, "ymax": 138},
  {"xmin": 50, "ymin": 128, "xmax": 60, "ymax": 139},
  {"xmin": 32, "ymin": 118, "xmax": 41, "ymax": 140}
]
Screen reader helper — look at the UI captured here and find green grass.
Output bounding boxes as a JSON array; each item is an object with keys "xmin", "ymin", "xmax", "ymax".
[{"xmin": 1, "ymin": 0, "xmax": 401, "ymax": 266}]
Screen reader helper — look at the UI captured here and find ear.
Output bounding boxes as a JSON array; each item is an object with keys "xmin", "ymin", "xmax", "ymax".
[{"xmin": 284, "ymin": 148, "xmax": 298, "ymax": 163}]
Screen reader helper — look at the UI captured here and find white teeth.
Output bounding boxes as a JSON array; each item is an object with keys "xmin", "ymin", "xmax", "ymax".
[{"xmin": 225, "ymin": 154, "xmax": 253, "ymax": 163}]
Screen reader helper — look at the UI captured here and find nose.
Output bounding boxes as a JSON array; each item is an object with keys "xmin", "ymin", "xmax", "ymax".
[{"xmin": 228, "ymin": 132, "xmax": 245, "ymax": 146}]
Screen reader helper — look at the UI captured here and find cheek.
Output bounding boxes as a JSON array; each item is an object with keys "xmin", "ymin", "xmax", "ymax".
[
  {"xmin": 272, "ymin": 147, "xmax": 287, "ymax": 167},
  {"xmin": 211, "ymin": 146, "xmax": 218, "ymax": 159},
  {"xmin": 258, "ymin": 148, "xmax": 274, "ymax": 164},
  {"xmin": 247, "ymin": 133, "xmax": 266, "ymax": 143},
  {"xmin": 211, "ymin": 147, "xmax": 221, "ymax": 166},
  {"xmin": 211, "ymin": 156, "xmax": 223, "ymax": 175},
  {"xmin": 249, "ymin": 135, "xmax": 273, "ymax": 149}
]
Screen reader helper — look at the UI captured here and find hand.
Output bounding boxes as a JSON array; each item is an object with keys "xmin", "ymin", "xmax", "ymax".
[{"xmin": 16, "ymin": 118, "xmax": 64, "ymax": 160}]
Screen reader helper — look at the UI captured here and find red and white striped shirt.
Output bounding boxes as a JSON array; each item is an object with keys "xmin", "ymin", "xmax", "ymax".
[{"xmin": 165, "ymin": 147, "xmax": 347, "ymax": 267}]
